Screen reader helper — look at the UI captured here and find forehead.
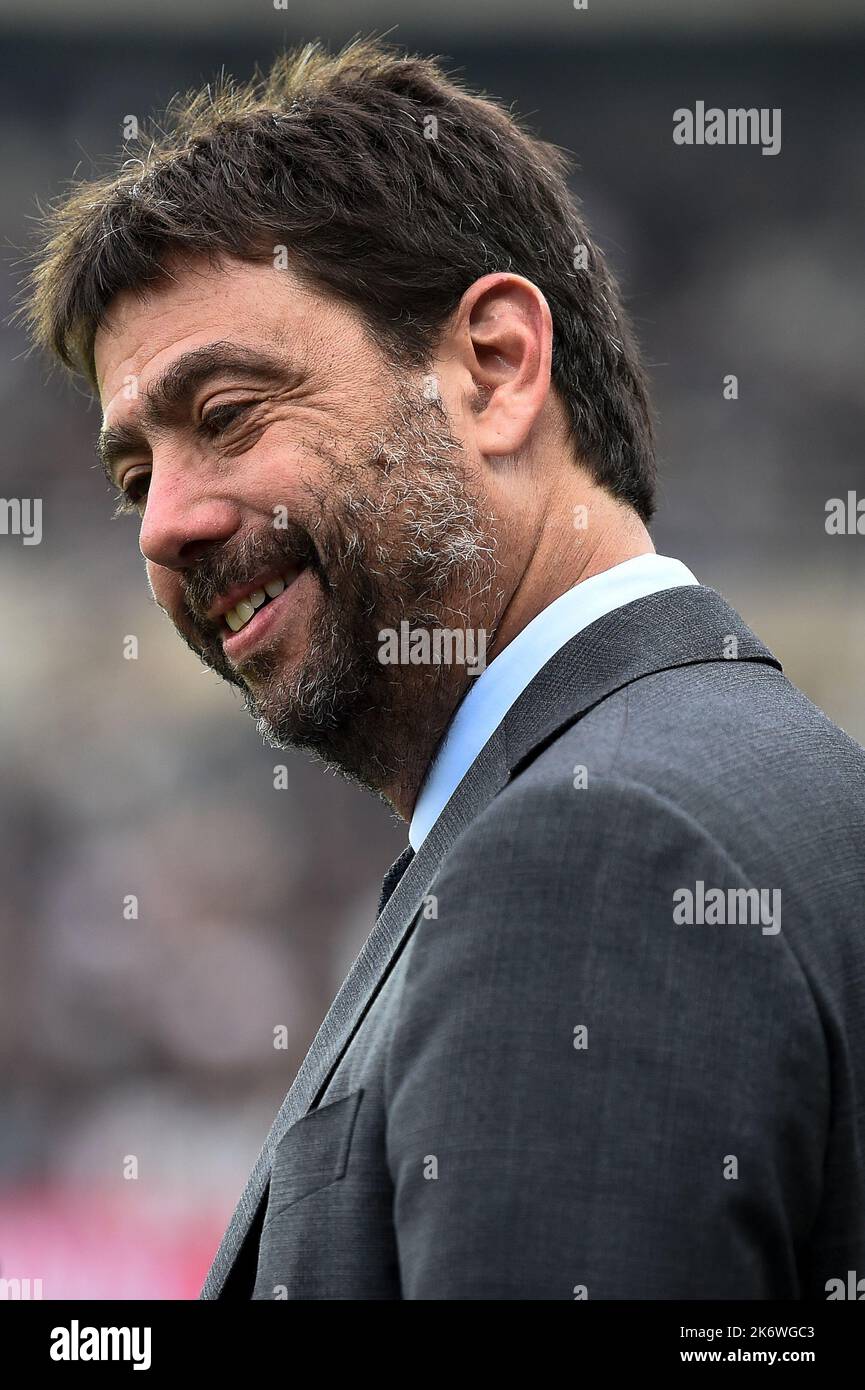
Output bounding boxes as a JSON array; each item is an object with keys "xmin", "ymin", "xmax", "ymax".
[{"xmin": 94, "ymin": 253, "xmax": 357, "ymax": 413}]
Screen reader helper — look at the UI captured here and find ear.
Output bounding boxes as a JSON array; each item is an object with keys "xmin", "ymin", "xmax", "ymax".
[{"xmin": 449, "ymin": 272, "xmax": 553, "ymax": 458}]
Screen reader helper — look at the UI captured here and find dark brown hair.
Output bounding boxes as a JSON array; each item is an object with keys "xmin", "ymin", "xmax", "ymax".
[{"xmin": 21, "ymin": 36, "xmax": 657, "ymax": 520}]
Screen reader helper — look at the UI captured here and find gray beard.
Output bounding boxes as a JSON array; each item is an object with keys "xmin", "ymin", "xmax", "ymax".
[{"xmin": 177, "ymin": 383, "xmax": 502, "ymax": 804}]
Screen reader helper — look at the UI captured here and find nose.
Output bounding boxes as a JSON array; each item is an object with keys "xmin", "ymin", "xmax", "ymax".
[{"xmin": 138, "ymin": 460, "xmax": 241, "ymax": 570}]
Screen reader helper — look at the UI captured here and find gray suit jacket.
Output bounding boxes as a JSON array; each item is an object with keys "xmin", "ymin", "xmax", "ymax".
[{"xmin": 200, "ymin": 585, "xmax": 865, "ymax": 1299}]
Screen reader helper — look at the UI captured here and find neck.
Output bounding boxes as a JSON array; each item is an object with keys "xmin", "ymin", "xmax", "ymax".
[
  {"xmin": 488, "ymin": 488, "xmax": 654, "ymax": 664},
  {"xmin": 382, "ymin": 486, "xmax": 653, "ymax": 823}
]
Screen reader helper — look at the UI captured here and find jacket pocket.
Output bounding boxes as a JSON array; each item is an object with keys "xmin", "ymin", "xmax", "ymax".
[{"xmin": 262, "ymin": 1088, "xmax": 364, "ymax": 1229}]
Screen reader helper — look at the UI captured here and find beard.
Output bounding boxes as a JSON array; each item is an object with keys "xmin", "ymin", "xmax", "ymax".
[{"xmin": 171, "ymin": 378, "xmax": 502, "ymax": 806}]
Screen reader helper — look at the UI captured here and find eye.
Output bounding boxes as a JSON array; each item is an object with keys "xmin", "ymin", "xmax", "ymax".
[
  {"xmin": 198, "ymin": 401, "xmax": 251, "ymax": 437},
  {"xmin": 112, "ymin": 473, "xmax": 149, "ymax": 518}
]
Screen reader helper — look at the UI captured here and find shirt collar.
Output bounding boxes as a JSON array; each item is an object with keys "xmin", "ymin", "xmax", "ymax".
[{"xmin": 408, "ymin": 552, "xmax": 699, "ymax": 851}]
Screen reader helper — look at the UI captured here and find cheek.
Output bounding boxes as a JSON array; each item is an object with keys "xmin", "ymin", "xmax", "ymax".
[{"xmin": 146, "ymin": 562, "xmax": 180, "ymax": 613}]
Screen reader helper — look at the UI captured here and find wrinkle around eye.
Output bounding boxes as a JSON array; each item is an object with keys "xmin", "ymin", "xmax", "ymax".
[{"xmin": 198, "ymin": 401, "xmax": 253, "ymax": 436}]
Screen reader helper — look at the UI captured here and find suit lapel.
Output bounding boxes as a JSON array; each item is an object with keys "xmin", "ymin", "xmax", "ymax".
[
  {"xmin": 200, "ymin": 716, "xmax": 512, "ymax": 1298},
  {"xmin": 377, "ymin": 842, "xmax": 415, "ymax": 916},
  {"xmin": 201, "ymin": 584, "xmax": 780, "ymax": 1296},
  {"xmin": 501, "ymin": 583, "xmax": 780, "ymax": 778}
]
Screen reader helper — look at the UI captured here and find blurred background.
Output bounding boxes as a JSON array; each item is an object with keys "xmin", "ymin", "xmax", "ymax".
[{"xmin": 1, "ymin": 0, "xmax": 864, "ymax": 1298}]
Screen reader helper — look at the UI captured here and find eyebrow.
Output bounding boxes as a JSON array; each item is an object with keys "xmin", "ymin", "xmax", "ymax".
[{"xmin": 96, "ymin": 341, "xmax": 295, "ymax": 487}]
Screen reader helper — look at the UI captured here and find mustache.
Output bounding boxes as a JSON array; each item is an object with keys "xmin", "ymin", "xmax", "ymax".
[{"xmin": 179, "ymin": 519, "xmax": 320, "ymax": 634}]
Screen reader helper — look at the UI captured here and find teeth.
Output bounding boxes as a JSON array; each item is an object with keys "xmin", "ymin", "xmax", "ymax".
[{"xmin": 224, "ymin": 571, "xmax": 296, "ymax": 633}]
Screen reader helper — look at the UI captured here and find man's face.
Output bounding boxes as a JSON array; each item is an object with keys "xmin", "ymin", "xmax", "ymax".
[{"xmin": 94, "ymin": 254, "xmax": 501, "ymax": 805}]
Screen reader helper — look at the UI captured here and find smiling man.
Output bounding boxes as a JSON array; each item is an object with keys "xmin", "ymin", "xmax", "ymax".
[
  {"xmin": 94, "ymin": 277, "xmax": 509, "ymax": 815},
  {"xmin": 23, "ymin": 39, "xmax": 865, "ymax": 1300}
]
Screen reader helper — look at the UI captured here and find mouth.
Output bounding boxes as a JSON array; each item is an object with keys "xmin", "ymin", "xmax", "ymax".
[{"xmin": 219, "ymin": 565, "xmax": 308, "ymax": 661}]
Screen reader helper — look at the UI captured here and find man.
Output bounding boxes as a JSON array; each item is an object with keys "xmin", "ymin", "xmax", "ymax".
[{"xmin": 23, "ymin": 38, "xmax": 865, "ymax": 1300}]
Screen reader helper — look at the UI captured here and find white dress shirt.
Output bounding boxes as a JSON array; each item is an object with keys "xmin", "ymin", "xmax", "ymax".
[{"xmin": 408, "ymin": 552, "xmax": 700, "ymax": 851}]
